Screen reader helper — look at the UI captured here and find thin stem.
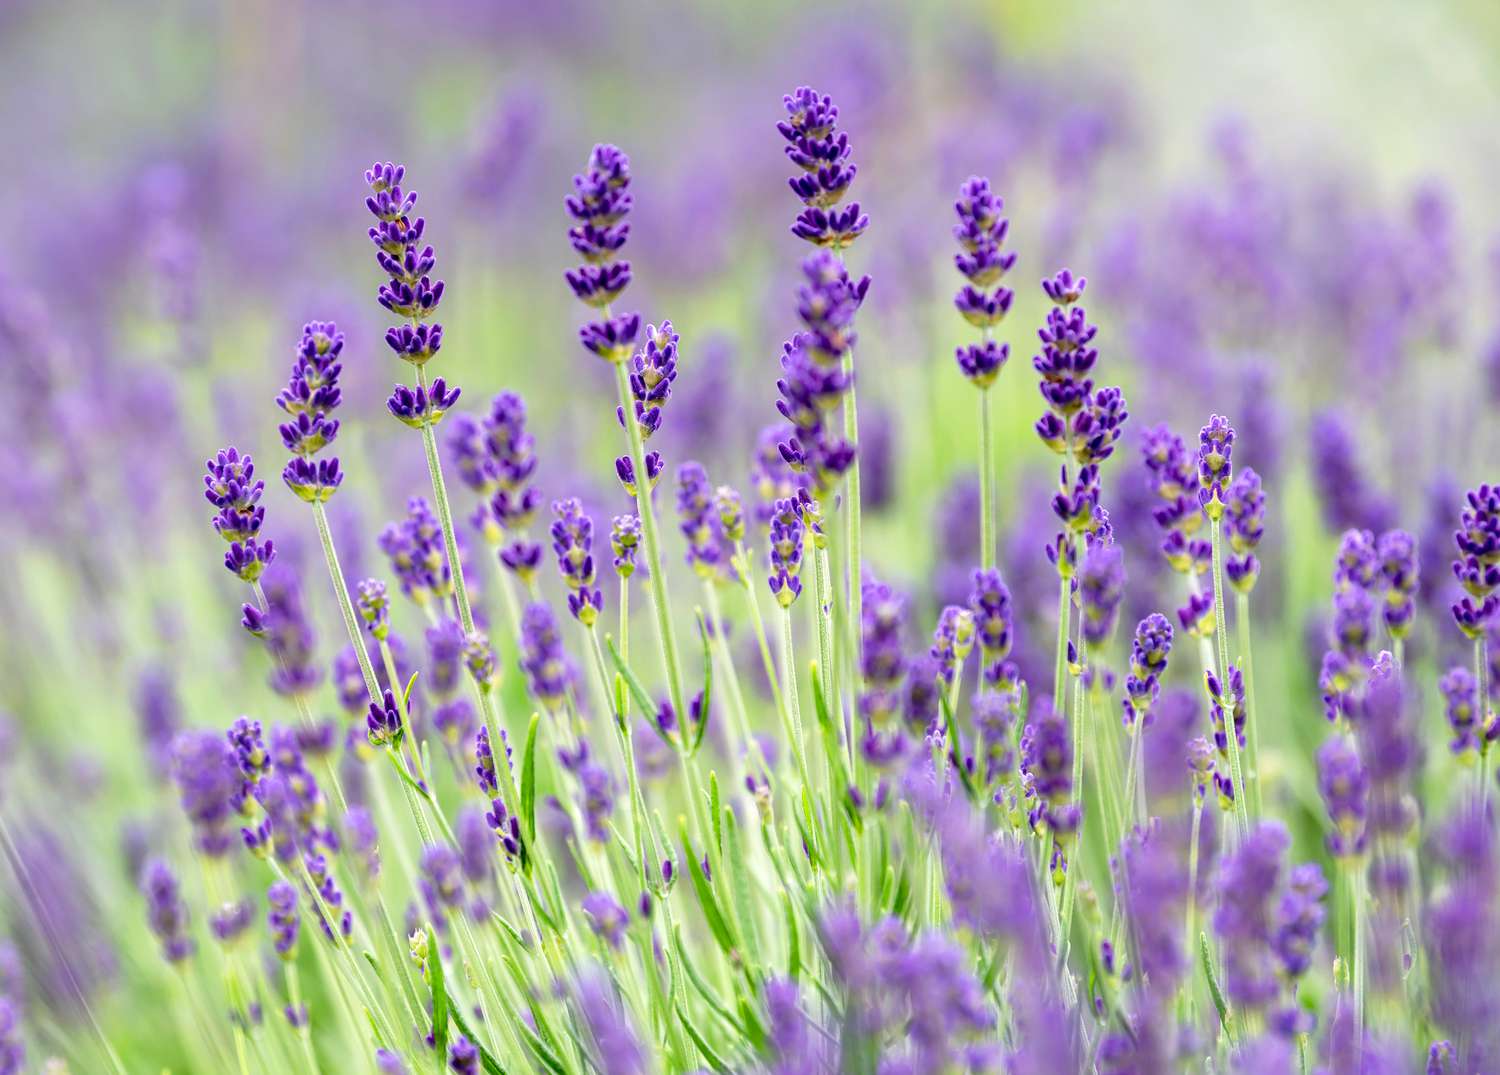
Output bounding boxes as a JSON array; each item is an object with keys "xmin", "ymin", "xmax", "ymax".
[
  {"xmin": 311, "ymin": 501, "xmax": 381, "ymax": 704},
  {"xmin": 1183, "ymin": 799, "xmax": 1204, "ymax": 1024},
  {"xmin": 1478, "ymin": 637, "xmax": 1492, "ymax": 806},
  {"xmin": 841, "ymin": 348, "xmax": 864, "ymax": 676},
  {"xmin": 611, "ymin": 362, "xmax": 689, "ymax": 747},
  {"xmin": 978, "ymin": 387, "xmax": 995, "ymax": 572},
  {"xmin": 286, "ymin": 962, "xmax": 322, "ymax": 1075},
  {"xmin": 1210, "ymin": 518, "xmax": 1251, "ymax": 838},
  {"xmin": 1053, "ymin": 572, "xmax": 1071, "ymax": 711},
  {"xmin": 809, "ymin": 532, "xmax": 837, "ymax": 730},
  {"xmin": 1349, "ymin": 862, "xmax": 1366, "ymax": 1052},
  {"xmin": 1235, "ymin": 590, "xmax": 1264, "ymax": 819},
  {"xmin": 780, "ymin": 607, "xmax": 812, "ymax": 790},
  {"xmin": 414, "ymin": 365, "xmax": 478, "ymax": 637}
]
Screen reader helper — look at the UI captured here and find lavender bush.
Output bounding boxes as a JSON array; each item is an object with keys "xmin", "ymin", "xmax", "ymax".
[{"xmin": 1, "ymin": 4, "xmax": 1499, "ymax": 1073}]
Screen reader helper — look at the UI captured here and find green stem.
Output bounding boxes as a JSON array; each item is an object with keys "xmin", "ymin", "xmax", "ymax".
[
  {"xmin": 809, "ymin": 532, "xmax": 836, "ymax": 733},
  {"xmin": 1053, "ymin": 572, "xmax": 1071, "ymax": 711},
  {"xmin": 1183, "ymin": 799, "xmax": 1204, "ymax": 1025},
  {"xmin": 286, "ymin": 962, "xmax": 322, "ymax": 1075},
  {"xmin": 1478, "ymin": 637, "xmax": 1492, "ymax": 805},
  {"xmin": 780, "ymin": 607, "xmax": 812, "ymax": 791},
  {"xmin": 1210, "ymin": 518, "xmax": 1251, "ymax": 837},
  {"xmin": 1235, "ymin": 590, "xmax": 1264, "ymax": 819},
  {"xmin": 311, "ymin": 500, "xmax": 381, "ymax": 704},
  {"xmin": 612, "ymin": 362, "xmax": 690, "ymax": 757},
  {"xmin": 1349, "ymin": 862, "xmax": 1366, "ymax": 1052},
  {"xmin": 841, "ymin": 348, "xmax": 864, "ymax": 675},
  {"xmin": 414, "ymin": 365, "xmax": 478, "ymax": 637},
  {"xmin": 978, "ymin": 387, "xmax": 995, "ymax": 572},
  {"xmin": 586, "ymin": 627, "xmax": 650, "ymax": 886}
]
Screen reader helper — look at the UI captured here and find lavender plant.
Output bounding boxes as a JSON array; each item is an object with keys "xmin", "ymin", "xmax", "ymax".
[{"xmin": 5, "ymin": 46, "xmax": 1500, "ymax": 1075}]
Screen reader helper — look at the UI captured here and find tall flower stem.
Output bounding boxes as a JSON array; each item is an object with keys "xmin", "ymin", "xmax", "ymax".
[
  {"xmin": 978, "ymin": 387, "xmax": 995, "ymax": 572},
  {"xmin": 841, "ymin": 348, "xmax": 864, "ymax": 672},
  {"xmin": 1052, "ymin": 572, "xmax": 1071, "ymax": 713},
  {"xmin": 1210, "ymin": 517, "xmax": 1251, "ymax": 837},
  {"xmin": 1182, "ymin": 797, "xmax": 1204, "ymax": 1023},
  {"xmin": 310, "ymin": 500, "xmax": 380, "ymax": 704},
  {"xmin": 1478, "ymin": 637, "xmax": 1492, "ymax": 805},
  {"xmin": 611, "ymin": 362, "xmax": 689, "ymax": 755},
  {"xmin": 585, "ymin": 628, "xmax": 650, "ymax": 886},
  {"xmin": 1235, "ymin": 591, "xmax": 1264, "ymax": 818},
  {"xmin": 809, "ymin": 533, "xmax": 837, "ymax": 732},
  {"xmin": 780, "ymin": 608, "xmax": 812, "ymax": 791},
  {"xmin": 1347, "ymin": 861, "xmax": 1366, "ymax": 1052},
  {"xmin": 285, "ymin": 963, "xmax": 322, "ymax": 1075},
  {"xmin": 414, "ymin": 365, "xmax": 479, "ymax": 638}
]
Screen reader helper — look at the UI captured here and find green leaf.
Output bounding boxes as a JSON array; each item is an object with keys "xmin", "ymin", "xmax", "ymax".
[
  {"xmin": 606, "ymin": 635, "xmax": 664, "ymax": 736},
  {"xmin": 678, "ymin": 1003, "xmax": 734, "ymax": 1073},
  {"xmin": 447, "ymin": 999, "xmax": 512, "ymax": 1075},
  {"xmin": 682, "ymin": 817, "xmax": 736, "ymax": 956},
  {"xmin": 692, "ymin": 609, "xmax": 714, "ymax": 755},
  {"xmin": 783, "ymin": 891, "xmax": 800, "ymax": 982},
  {"xmin": 427, "ymin": 924, "xmax": 448, "ymax": 1059},
  {"xmin": 673, "ymin": 925, "xmax": 743, "ymax": 1030},
  {"xmin": 939, "ymin": 690, "xmax": 979, "ymax": 803},
  {"xmin": 520, "ymin": 712, "xmax": 540, "ymax": 846},
  {"xmin": 709, "ymin": 771, "xmax": 723, "ymax": 857},
  {"xmin": 402, "ymin": 670, "xmax": 420, "ymax": 711},
  {"xmin": 1200, "ymin": 930, "xmax": 1234, "ymax": 1043}
]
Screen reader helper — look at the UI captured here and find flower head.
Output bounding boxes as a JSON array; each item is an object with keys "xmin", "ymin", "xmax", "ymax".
[
  {"xmin": 779, "ymin": 87, "xmax": 868, "ymax": 249},
  {"xmin": 566, "ymin": 145, "xmax": 638, "ymax": 363},
  {"xmin": 365, "ymin": 162, "xmax": 445, "ymax": 363}
]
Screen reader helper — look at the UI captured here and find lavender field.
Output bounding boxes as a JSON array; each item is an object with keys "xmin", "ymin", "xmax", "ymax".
[{"xmin": 2, "ymin": 1, "xmax": 1499, "ymax": 1072}]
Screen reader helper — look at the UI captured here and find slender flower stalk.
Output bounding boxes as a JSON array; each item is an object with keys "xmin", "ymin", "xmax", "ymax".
[{"xmin": 951, "ymin": 176, "xmax": 1015, "ymax": 571}]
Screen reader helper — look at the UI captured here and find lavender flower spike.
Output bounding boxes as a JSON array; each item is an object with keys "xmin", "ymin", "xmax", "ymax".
[
  {"xmin": 952, "ymin": 176, "xmax": 1015, "ymax": 387},
  {"xmin": 142, "ymin": 859, "xmax": 193, "ymax": 963},
  {"xmin": 366, "ymin": 163, "xmax": 444, "ymax": 365},
  {"xmin": 204, "ymin": 447, "xmax": 274, "ymax": 581},
  {"xmin": 566, "ymin": 144, "xmax": 639, "ymax": 363},
  {"xmin": 779, "ymin": 86, "xmax": 869, "ymax": 250}
]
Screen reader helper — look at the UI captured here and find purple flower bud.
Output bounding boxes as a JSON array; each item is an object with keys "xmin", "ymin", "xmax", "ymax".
[
  {"xmin": 1197, "ymin": 414, "xmax": 1235, "ymax": 514},
  {"xmin": 1077, "ymin": 542, "xmax": 1126, "ymax": 647},
  {"xmin": 551, "ymin": 497, "xmax": 603, "ymax": 626},
  {"xmin": 1123, "ymin": 613, "xmax": 1173, "ymax": 726},
  {"xmin": 519, "ymin": 602, "xmax": 572, "ymax": 710},
  {"xmin": 617, "ymin": 321, "xmax": 678, "ymax": 440},
  {"xmin": 142, "ymin": 859, "xmax": 193, "ymax": 963},
  {"xmin": 366, "ymin": 689, "xmax": 403, "ymax": 748},
  {"xmin": 767, "ymin": 497, "xmax": 805, "ymax": 608},
  {"xmin": 581, "ymin": 891, "xmax": 630, "ymax": 950},
  {"xmin": 282, "ymin": 456, "xmax": 343, "ymax": 504},
  {"xmin": 448, "ymin": 1035, "xmax": 479, "ymax": 1075},
  {"xmin": 610, "ymin": 514, "xmax": 641, "ymax": 578},
  {"xmin": 356, "ymin": 578, "xmax": 390, "ymax": 641},
  {"xmin": 386, "ymin": 378, "xmax": 461, "ymax": 429},
  {"xmin": 267, "ymin": 880, "xmax": 300, "ymax": 959}
]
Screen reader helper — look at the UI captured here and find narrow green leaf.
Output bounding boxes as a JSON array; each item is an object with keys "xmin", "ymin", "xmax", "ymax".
[
  {"xmin": 402, "ymin": 670, "xmax": 420, "ymax": 711},
  {"xmin": 782, "ymin": 891, "xmax": 800, "ymax": 981},
  {"xmin": 1200, "ymin": 930, "xmax": 1234, "ymax": 1042},
  {"xmin": 427, "ymin": 924, "xmax": 449, "ymax": 1059},
  {"xmin": 692, "ymin": 609, "xmax": 713, "ymax": 755},
  {"xmin": 606, "ymin": 636, "xmax": 664, "ymax": 736},
  {"xmin": 681, "ymin": 817, "xmax": 736, "ymax": 956},
  {"xmin": 448, "ymin": 1000, "xmax": 512, "ymax": 1075},
  {"xmin": 673, "ymin": 926, "xmax": 743, "ymax": 1030},
  {"xmin": 678, "ymin": 1003, "xmax": 734, "ymax": 1073},
  {"xmin": 520, "ymin": 712, "xmax": 540, "ymax": 845},
  {"xmin": 939, "ymin": 690, "xmax": 979, "ymax": 803},
  {"xmin": 709, "ymin": 771, "xmax": 723, "ymax": 856}
]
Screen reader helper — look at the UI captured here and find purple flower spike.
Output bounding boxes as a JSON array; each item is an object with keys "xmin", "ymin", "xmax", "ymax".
[
  {"xmin": 379, "ymin": 497, "xmax": 451, "ymax": 605},
  {"xmin": 610, "ymin": 515, "xmax": 641, "ymax": 578},
  {"xmin": 1123, "ymin": 613, "xmax": 1173, "ymax": 726},
  {"xmin": 550, "ymin": 498, "xmax": 602, "ymax": 627},
  {"xmin": 618, "ymin": 321, "xmax": 678, "ymax": 441},
  {"xmin": 1077, "ymin": 542, "xmax": 1126, "ymax": 647},
  {"xmin": 675, "ymin": 463, "xmax": 734, "ymax": 584},
  {"xmin": 967, "ymin": 568, "xmax": 1014, "ymax": 669},
  {"xmin": 1451, "ymin": 483, "xmax": 1500, "ymax": 638},
  {"xmin": 1378, "ymin": 529, "xmax": 1419, "ymax": 638},
  {"xmin": 205, "ymin": 447, "xmax": 275, "ymax": 578},
  {"xmin": 1316, "ymin": 735, "xmax": 1368, "ymax": 858},
  {"xmin": 366, "ymin": 162, "xmax": 445, "ymax": 365},
  {"xmin": 142, "ymin": 859, "xmax": 193, "ymax": 963},
  {"xmin": 448, "ymin": 1036, "xmax": 479, "ymax": 1075},
  {"xmin": 779, "ymin": 87, "xmax": 868, "ymax": 249},
  {"xmin": 519, "ymin": 602, "xmax": 572, "ymax": 711},
  {"xmin": 566, "ymin": 145, "xmax": 638, "ymax": 364},
  {"xmin": 1197, "ymin": 414, "xmax": 1235, "ymax": 516},
  {"xmin": 267, "ymin": 880, "xmax": 300, "ymax": 960},
  {"xmin": 767, "ymin": 496, "xmax": 805, "ymax": 608},
  {"xmin": 581, "ymin": 891, "xmax": 630, "ymax": 950},
  {"xmin": 1440, "ymin": 665, "xmax": 1482, "ymax": 759},
  {"xmin": 1224, "ymin": 467, "xmax": 1266, "ymax": 593}
]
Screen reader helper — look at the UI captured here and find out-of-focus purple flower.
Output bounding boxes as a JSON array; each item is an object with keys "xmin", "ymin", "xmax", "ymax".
[
  {"xmin": 261, "ymin": 567, "xmax": 323, "ymax": 699},
  {"xmin": 419, "ymin": 844, "xmax": 464, "ymax": 934},
  {"xmin": 581, "ymin": 891, "xmax": 629, "ymax": 950},
  {"xmin": 1440, "ymin": 666, "xmax": 1483, "ymax": 760},
  {"xmin": 375, "ymin": 1049, "xmax": 410, "ymax": 1075},
  {"xmin": 133, "ymin": 667, "xmax": 181, "ymax": 781},
  {"xmin": 447, "ymin": 1036, "xmax": 478, "ymax": 1075},
  {"xmin": 674, "ymin": 463, "xmax": 734, "ymax": 584},
  {"xmin": 1223, "ymin": 467, "xmax": 1266, "ymax": 593},
  {"xmin": 141, "ymin": 859, "xmax": 193, "ymax": 963},
  {"xmin": 930, "ymin": 605, "xmax": 976, "ymax": 687},
  {"xmin": 1378, "ymin": 529, "xmax": 1419, "ymax": 638},
  {"xmin": 1426, "ymin": 799, "xmax": 1500, "ymax": 1070},
  {"xmin": 968, "ymin": 567, "xmax": 1014, "ymax": 674},
  {"xmin": 1316, "ymin": 734, "xmax": 1368, "ymax": 858},
  {"xmin": 170, "ymin": 730, "xmax": 241, "ymax": 856},
  {"xmin": 379, "ymin": 497, "xmax": 451, "ymax": 607},
  {"xmin": 267, "ymin": 880, "xmax": 299, "ymax": 960},
  {"xmin": 0, "ymin": 996, "xmax": 22, "ymax": 1075},
  {"xmin": 356, "ymin": 578, "xmax": 390, "ymax": 641},
  {"xmin": 343, "ymin": 806, "xmax": 380, "ymax": 889},
  {"xmin": 1141, "ymin": 424, "xmax": 1209, "ymax": 578},
  {"xmin": 1197, "ymin": 414, "xmax": 1235, "ymax": 516},
  {"xmin": 366, "ymin": 163, "xmax": 445, "ymax": 366},
  {"xmin": 779, "ymin": 86, "xmax": 869, "ymax": 250},
  {"xmin": 1077, "ymin": 541, "xmax": 1126, "ymax": 647},
  {"xmin": 565, "ymin": 145, "xmax": 638, "ymax": 364},
  {"xmin": 574, "ymin": 969, "xmax": 646, "ymax": 1075},
  {"xmin": 610, "ymin": 514, "xmax": 641, "ymax": 578},
  {"xmin": 1212, "ymin": 821, "xmax": 1288, "ymax": 1014},
  {"xmin": 559, "ymin": 740, "xmax": 613, "ymax": 843},
  {"xmin": 750, "ymin": 424, "xmax": 806, "ymax": 531},
  {"xmin": 1309, "ymin": 411, "xmax": 1394, "ymax": 535},
  {"xmin": 519, "ymin": 603, "xmax": 572, "ymax": 711}
]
